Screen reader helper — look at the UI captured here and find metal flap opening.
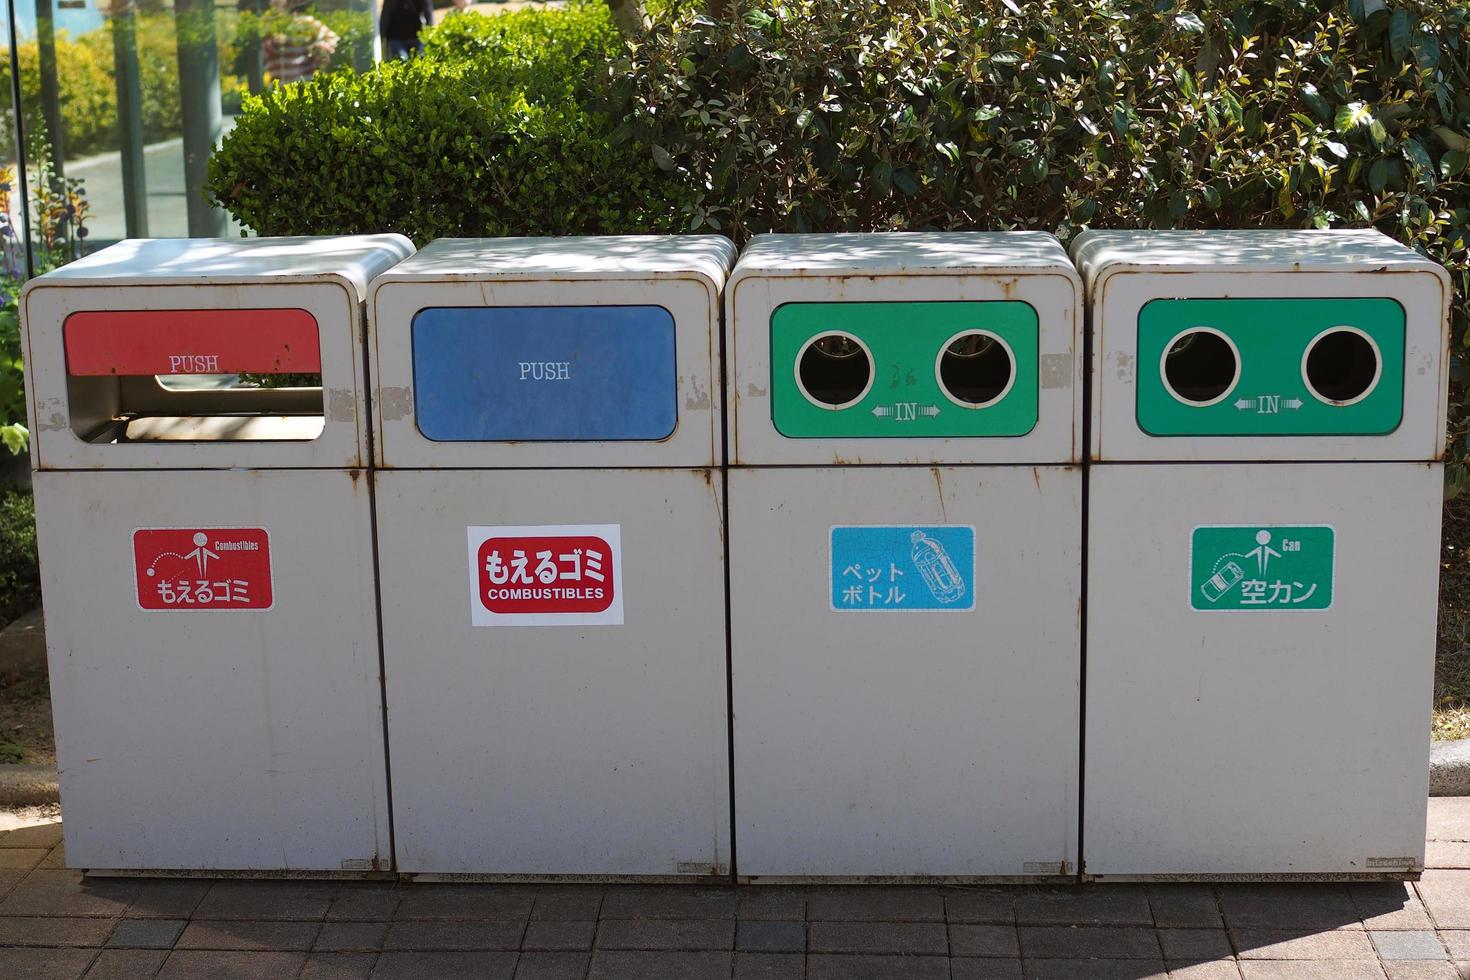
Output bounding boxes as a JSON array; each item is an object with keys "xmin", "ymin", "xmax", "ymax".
[{"xmin": 62, "ymin": 309, "xmax": 327, "ymax": 443}]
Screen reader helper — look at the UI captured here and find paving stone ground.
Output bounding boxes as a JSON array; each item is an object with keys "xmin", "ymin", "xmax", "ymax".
[{"xmin": 6, "ymin": 801, "xmax": 1470, "ymax": 978}]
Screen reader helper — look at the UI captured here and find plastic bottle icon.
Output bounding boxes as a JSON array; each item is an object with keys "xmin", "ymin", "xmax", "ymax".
[
  {"xmin": 911, "ymin": 530, "xmax": 966, "ymax": 604},
  {"xmin": 1201, "ymin": 560, "xmax": 1244, "ymax": 603}
]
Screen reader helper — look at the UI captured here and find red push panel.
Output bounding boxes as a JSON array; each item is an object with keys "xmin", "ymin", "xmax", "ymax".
[{"xmin": 63, "ymin": 309, "xmax": 321, "ymax": 376}]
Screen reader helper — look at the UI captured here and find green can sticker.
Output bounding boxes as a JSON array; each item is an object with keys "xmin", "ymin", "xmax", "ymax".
[
  {"xmin": 1137, "ymin": 298, "xmax": 1405, "ymax": 437},
  {"xmin": 1190, "ymin": 525, "xmax": 1335, "ymax": 611},
  {"xmin": 770, "ymin": 301, "xmax": 1039, "ymax": 439}
]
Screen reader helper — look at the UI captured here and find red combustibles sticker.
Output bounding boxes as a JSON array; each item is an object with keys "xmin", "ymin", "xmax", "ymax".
[
  {"xmin": 467, "ymin": 524, "xmax": 623, "ymax": 627},
  {"xmin": 133, "ymin": 528, "xmax": 274, "ymax": 611}
]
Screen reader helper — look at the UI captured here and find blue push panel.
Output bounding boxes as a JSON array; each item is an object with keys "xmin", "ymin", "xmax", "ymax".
[{"xmin": 412, "ymin": 306, "xmax": 678, "ymax": 442}]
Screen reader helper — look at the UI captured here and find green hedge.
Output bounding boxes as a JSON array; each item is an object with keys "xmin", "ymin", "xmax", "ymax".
[
  {"xmin": 0, "ymin": 491, "xmax": 38, "ymax": 631},
  {"xmin": 207, "ymin": 0, "xmax": 1470, "ymax": 480},
  {"xmin": 207, "ymin": 4, "xmax": 685, "ymax": 240}
]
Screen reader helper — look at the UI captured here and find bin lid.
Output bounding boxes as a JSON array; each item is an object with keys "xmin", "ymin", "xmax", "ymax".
[
  {"xmin": 24, "ymin": 235, "xmax": 415, "ymax": 300},
  {"xmin": 375, "ymin": 235, "xmax": 737, "ymax": 288},
  {"xmin": 1071, "ymin": 229, "xmax": 1448, "ymax": 290},
  {"xmin": 730, "ymin": 232, "xmax": 1078, "ymax": 280}
]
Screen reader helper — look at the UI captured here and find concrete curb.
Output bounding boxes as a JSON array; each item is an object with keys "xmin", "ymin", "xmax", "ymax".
[
  {"xmin": 1432, "ymin": 737, "xmax": 1470, "ymax": 796},
  {"xmin": 0, "ymin": 607, "xmax": 46, "ymax": 675},
  {"xmin": 0, "ymin": 765, "xmax": 57, "ymax": 808}
]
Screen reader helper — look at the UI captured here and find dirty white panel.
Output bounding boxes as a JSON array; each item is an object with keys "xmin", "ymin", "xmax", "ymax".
[
  {"xmin": 1073, "ymin": 230, "xmax": 1450, "ymax": 463},
  {"xmin": 729, "ymin": 465, "xmax": 1080, "ymax": 879},
  {"xmin": 1085, "ymin": 462, "xmax": 1440, "ymax": 878},
  {"xmin": 369, "ymin": 238, "xmax": 731, "ymax": 471},
  {"xmin": 23, "ymin": 236, "xmax": 412, "ymax": 472},
  {"xmin": 35, "ymin": 468, "xmax": 390, "ymax": 872},
  {"xmin": 376, "ymin": 468, "xmax": 730, "ymax": 877},
  {"xmin": 725, "ymin": 233, "xmax": 1082, "ymax": 467}
]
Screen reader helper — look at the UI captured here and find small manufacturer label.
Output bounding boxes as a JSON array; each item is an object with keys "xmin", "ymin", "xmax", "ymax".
[
  {"xmin": 1366, "ymin": 856, "xmax": 1418, "ymax": 868},
  {"xmin": 830, "ymin": 525, "xmax": 976, "ymax": 612},
  {"xmin": 468, "ymin": 524, "xmax": 623, "ymax": 627},
  {"xmin": 133, "ymin": 527, "xmax": 273, "ymax": 611},
  {"xmin": 1190, "ymin": 524, "xmax": 1335, "ymax": 611}
]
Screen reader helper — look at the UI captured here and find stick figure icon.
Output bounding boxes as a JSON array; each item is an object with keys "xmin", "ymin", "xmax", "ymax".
[
  {"xmin": 1245, "ymin": 529, "xmax": 1281, "ymax": 575},
  {"xmin": 184, "ymin": 532, "xmax": 219, "ymax": 576}
]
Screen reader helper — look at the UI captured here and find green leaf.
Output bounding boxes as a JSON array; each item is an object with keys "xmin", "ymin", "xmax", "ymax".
[
  {"xmin": 1403, "ymin": 137, "xmax": 1433, "ymax": 172},
  {"xmin": 1174, "ymin": 12, "xmax": 1205, "ymax": 32},
  {"xmin": 1387, "ymin": 10, "xmax": 1412, "ymax": 64},
  {"xmin": 1277, "ymin": 178, "xmax": 1295, "ymax": 218},
  {"xmin": 892, "ymin": 168, "xmax": 919, "ymax": 194},
  {"xmin": 1442, "ymin": 150, "xmax": 1469, "ymax": 178},
  {"xmin": 873, "ymin": 160, "xmax": 893, "ymax": 195},
  {"xmin": 1369, "ymin": 158, "xmax": 1390, "ymax": 193},
  {"xmin": 1300, "ymin": 84, "xmax": 1333, "ymax": 122},
  {"xmin": 1335, "ymin": 102, "xmax": 1372, "ymax": 134},
  {"xmin": 1323, "ymin": 140, "xmax": 1349, "ymax": 159},
  {"xmin": 0, "ymin": 424, "xmax": 26, "ymax": 455},
  {"xmin": 1244, "ymin": 108, "xmax": 1264, "ymax": 139},
  {"xmin": 650, "ymin": 144, "xmax": 674, "ymax": 171},
  {"xmin": 1434, "ymin": 127, "xmax": 1469, "ymax": 152},
  {"xmin": 1414, "ymin": 32, "xmax": 1441, "ymax": 71}
]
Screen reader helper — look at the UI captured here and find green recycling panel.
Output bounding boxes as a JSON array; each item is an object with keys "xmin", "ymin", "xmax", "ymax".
[
  {"xmin": 770, "ymin": 301, "xmax": 1039, "ymax": 439},
  {"xmin": 1137, "ymin": 297, "xmax": 1405, "ymax": 437}
]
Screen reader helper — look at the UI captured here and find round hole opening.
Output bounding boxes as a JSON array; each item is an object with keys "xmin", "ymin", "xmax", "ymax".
[
  {"xmin": 1303, "ymin": 328, "xmax": 1380, "ymax": 405},
  {"xmin": 797, "ymin": 332, "xmax": 872, "ymax": 408},
  {"xmin": 1161, "ymin": 329, "xmax": 1239, "ymax": 405},
  {"xmin": 936, "ymin": 331, "xmax": 1015, "ymax": 408}
]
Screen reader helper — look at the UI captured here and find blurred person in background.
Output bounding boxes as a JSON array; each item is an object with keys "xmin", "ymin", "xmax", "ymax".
[
  {"xmin": 380, "ymin": 0, "xmax": 434, "ymax": 59},
  {"xmin": 263, "ymin": 0, "xmax": 339, "ymax": 84}
]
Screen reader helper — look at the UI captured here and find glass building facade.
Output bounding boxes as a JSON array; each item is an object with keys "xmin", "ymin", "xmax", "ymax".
[{"xmin": 0, "ymin": 0, "xmax": 378, "ymax": 278}]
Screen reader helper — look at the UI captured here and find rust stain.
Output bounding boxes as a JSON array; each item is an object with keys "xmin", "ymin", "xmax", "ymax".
[
  {"xmin": 1032, "ymin": 466, "xmax": 1041, "ymax": 493},
  {"xmin": 931, "ymin": 466, "xmax": 947, "ymax": 521}
]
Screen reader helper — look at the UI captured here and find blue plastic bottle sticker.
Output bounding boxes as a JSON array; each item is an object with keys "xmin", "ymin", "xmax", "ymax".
[{"xmin": 829, "ymin": 525, "xmax": 976, "ymax": 612}]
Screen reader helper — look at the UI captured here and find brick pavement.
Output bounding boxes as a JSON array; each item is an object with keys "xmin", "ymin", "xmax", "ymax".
[{"xmin": 4, "ymin": 800, "xmax": 1470, "ymax": 978}]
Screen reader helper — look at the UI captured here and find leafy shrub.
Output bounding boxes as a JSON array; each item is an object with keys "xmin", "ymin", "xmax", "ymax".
[
  {"xmin": 208, "ymin": 0, "xmax": 1470, "ymax": 479},
  {"xmin": 207, "ymin": 4, "xmax": 687, "ymax": 242},
  {"xmin": 623, "ymin": 0, "xmax": 1469, "ymax": 484},
  {"xmin": 421, "ymin": 1, "xmax": 618, "ymax": 76},
  {"xmin": 0, "ymin": 491, "xmax": 39, "ymax": 630}
]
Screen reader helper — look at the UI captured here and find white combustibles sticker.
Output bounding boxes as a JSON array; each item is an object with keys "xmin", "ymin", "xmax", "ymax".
[{"xmin": 467, "ymin": 524, "xmax": 624, "ymax": 627}]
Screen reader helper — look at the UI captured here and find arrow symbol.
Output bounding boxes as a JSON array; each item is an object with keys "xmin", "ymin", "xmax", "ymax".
[
  {"xmin": 921, "ymin": 404, "xmax": 941, "ymax": 417},
  {"xmin": 1234, "ymin": 398, "xmax": 1255, "ymax": 410},
  {"xmin": 1284, "ymin": 398, "xmax": 1303, "ymax": 410},
  {"xmin": 871, "ymin": 405, "xmax": 893, "ymax": 418}
]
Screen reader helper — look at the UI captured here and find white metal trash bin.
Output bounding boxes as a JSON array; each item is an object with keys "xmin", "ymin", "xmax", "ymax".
[
  {"xmin": 1075, "ymin": 229, "xmax": 1451, "ymax": 879},
  {"xmin": 368, "ymin": 236, "xmax": 735, "ymax": 878},
  {"xmin": 724, "ymin": 232, "xmax": 1083, "ymax": 880},
  {"xmin": 23, "ymin": 235, "xmax": 413, "ymax": 873}
]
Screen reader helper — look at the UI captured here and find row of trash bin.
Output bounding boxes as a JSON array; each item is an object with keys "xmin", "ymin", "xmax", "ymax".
[{"xmin": 21, "ymin": 229, "xmax": 1450, "ymax": 882}]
